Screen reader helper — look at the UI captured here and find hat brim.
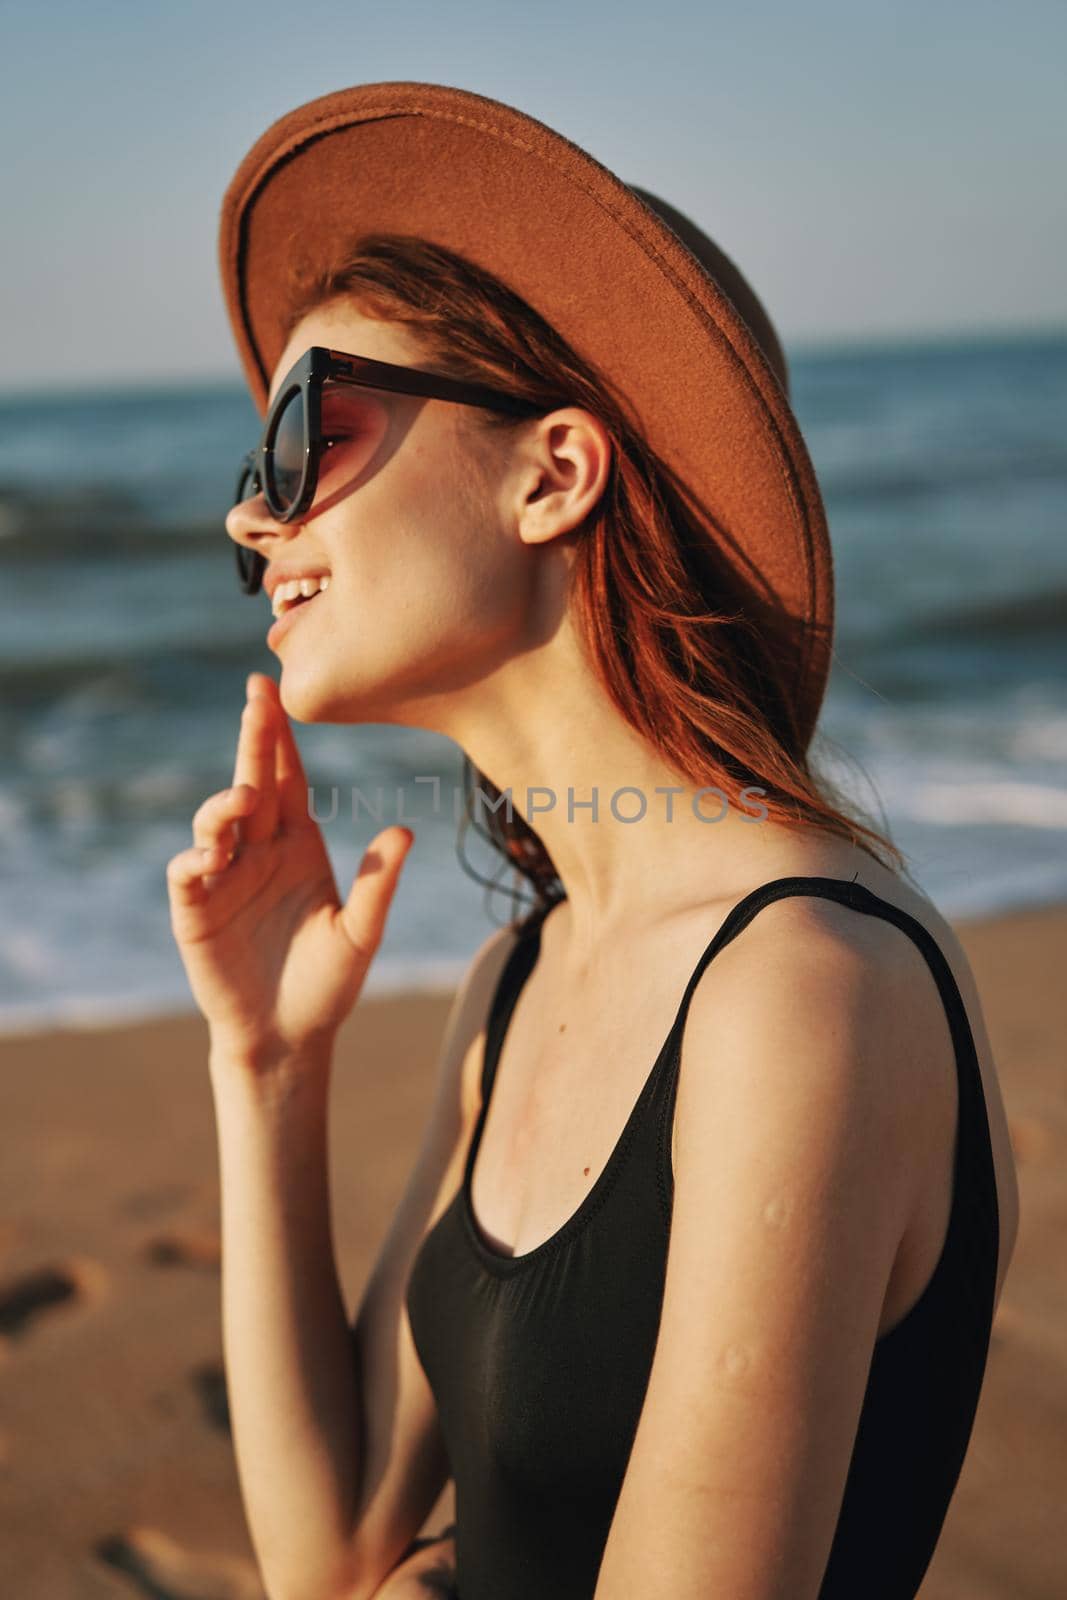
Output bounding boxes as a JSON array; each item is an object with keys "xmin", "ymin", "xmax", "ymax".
[{"xmin": 218, "ymin": 80, "xmax": 833, "ymax": 748}]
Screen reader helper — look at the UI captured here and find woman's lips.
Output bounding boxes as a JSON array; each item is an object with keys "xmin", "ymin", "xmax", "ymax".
[{"xmin": 266, "ymin": 587, "xmax": 326, "ymax": 648}]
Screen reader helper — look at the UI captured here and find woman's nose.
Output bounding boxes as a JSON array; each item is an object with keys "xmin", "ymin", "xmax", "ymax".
[{"xmin": 225, "ymin": 494, "xmax": 299, "ymax": 560}]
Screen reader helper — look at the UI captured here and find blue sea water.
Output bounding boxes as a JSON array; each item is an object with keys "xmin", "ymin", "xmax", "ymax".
[{"xmin": 0, "ymin": 331, "xmax": 1065, "ymax": 1032}]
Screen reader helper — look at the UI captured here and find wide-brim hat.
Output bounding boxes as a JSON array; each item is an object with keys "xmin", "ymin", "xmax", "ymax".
[{"xmin": 218, "ymin": 80, "xmax": 834, "ymax": 750}]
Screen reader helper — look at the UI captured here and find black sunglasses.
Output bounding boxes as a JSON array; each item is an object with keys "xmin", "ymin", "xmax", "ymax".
[{"xmin": 232, "ymin": 345, "xmax": 548, "ymax": 595}]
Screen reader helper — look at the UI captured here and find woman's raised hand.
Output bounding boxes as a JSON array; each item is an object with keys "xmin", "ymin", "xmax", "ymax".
[{"xmin": 166, "ymin": 672, "xmax": 414, "ymax": 1069}]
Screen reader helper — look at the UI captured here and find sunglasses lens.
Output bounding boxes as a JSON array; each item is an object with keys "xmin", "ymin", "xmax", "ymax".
[
  {"xmin": 268, "ymin": 388, "xmax": 306, "ymax": 513},
  {"xmin": 233, "ymin": 460, "xmax": 265, "ymax": 594},
  {"xmin": 235, "ymin": 543, "xmax": 265, "ymax": 594}
]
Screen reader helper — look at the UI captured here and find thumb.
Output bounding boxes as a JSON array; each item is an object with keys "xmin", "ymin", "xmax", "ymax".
[{"xmin": 337, "ymin": 826, "xmax": 415, "ymax": 958}]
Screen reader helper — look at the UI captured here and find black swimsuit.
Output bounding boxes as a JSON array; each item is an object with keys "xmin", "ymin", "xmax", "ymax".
[{"xmin": 405, "ymin": 876, "xmax": 1001, "ymax": 1599}]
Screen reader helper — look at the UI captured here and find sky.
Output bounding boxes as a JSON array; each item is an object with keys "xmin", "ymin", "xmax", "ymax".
[{"xmin": 1, "ymin": 0, "xmax": 1065, "ymax": 391}]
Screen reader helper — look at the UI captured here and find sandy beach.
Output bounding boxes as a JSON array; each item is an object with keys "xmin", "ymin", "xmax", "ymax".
[{"xmin": 1, "ymin": 902, "xmax": 1064, "ymax": 1599}]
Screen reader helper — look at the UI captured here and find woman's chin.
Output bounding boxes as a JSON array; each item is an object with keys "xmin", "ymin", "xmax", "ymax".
[
  {"xmin": 277, "ymin": 670, "xmax": 389, "ymax": 727},
  {"xmin": 275, "ymin": 672, "xmax": 337, "ymax": 724}
]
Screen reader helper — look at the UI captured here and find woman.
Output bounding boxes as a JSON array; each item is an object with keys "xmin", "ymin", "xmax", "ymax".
[{"xmin": 167, "ymin": 83, "xmax": 1019, "ymax": 1600}]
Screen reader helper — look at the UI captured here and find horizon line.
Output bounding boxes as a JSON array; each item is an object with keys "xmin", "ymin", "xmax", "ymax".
[{"xmin": 2, "ymin": 319, "xmax": 1065, "ymax": 404}]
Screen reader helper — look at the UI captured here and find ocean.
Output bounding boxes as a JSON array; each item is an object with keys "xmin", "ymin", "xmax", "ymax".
[{"xmin": 1, "ymin": 331, "xmax": 1065, "ymax": 1032}]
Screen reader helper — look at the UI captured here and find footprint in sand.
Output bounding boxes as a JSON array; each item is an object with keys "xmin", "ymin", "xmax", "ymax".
[
  {"xmin": 93, "ymin": 1525, "xmax": 265, "ymax": 1599},
  {"xmin": 143, "ymin": 1228, "xmax": 221, "ymax": 1271},
  {"xmin": 0, "ymin": 1257, "xmax": 107, "ymax": 1344},
  {"xmin": 192, "ymin": 1360, "xmax": 231, "ymax": 1434}
]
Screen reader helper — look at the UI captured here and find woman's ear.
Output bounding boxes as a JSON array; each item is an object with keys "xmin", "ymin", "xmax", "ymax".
[{"xmin": 515, "ymin": 407, "xmax": 612, "ymax": 548}]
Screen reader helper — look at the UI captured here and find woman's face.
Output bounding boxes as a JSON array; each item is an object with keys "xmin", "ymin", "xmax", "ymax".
[{"xmin": 225, "ymin": 301, "xmax": 565, "ymax": 729}]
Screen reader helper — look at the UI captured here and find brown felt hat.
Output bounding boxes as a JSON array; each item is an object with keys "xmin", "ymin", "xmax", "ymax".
[{"xmin": 218, "ymin": 80, "xmax": 834, "ymax": 749}]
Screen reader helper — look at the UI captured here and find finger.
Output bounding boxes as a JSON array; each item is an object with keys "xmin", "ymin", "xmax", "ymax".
[
  {"xmin": 338, "ymin": 826, "xmax": 415, "ymax": 956},
  {"xmin": 232, "ymin": 693, "xmax": 279, "ymax": 843},
  {"xmin": 191, "ymin": 785, "xmax": 259, "ymax": 852},
  {"xmin": 166, "ymin": 843, "xmax": 234, "ymax": 907},
  {"xmin": 251, "ymin": 674, "xmax": 311, "ymax": 830}
]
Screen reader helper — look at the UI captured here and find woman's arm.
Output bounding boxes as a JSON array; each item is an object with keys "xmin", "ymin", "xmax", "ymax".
[
  {"xmin": 208, "ymin": 913, "xmax": 515, "ymax": 1600},
  {"xmin": 209, "ymin": 1042, "xmax": 367, "ymax": 1600},
  {"xmin": 167, "ymin": 674, "xmax": 515, "ymax": 1600},
  {"xmin": 592, "ymin": 906, "xmax": 930, "ymax": 1599},
  {"xmin": 364, "ymin": 1525, "xmax": 457, "ymax": 1597}
]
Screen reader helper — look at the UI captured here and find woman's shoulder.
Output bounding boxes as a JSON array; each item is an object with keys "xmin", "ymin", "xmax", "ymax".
[
  {"xmin": 447, "ymin": 896, "xmax": 565, "ymax": 1117},
  {"xmin": 692, "ymin": 858, "xmax": 955, "ymax": 988},
  {"xmin": 668, "ymin": 876, "xmax": 936, "ymax": 1251},
  {"xmin": 674, "ymin": 862, "xmax": 963, "ymax": 1140}
]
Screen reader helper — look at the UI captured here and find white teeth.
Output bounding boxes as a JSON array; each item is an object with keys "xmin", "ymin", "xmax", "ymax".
[{"xmin": 270, "ymin": 574, "xmax": 331, "ymax": 618}]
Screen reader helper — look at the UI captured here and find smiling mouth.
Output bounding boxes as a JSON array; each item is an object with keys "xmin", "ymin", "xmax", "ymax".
[{"xmin": 270, "ymin": 576, "xmax": 332, "ymax": 619}]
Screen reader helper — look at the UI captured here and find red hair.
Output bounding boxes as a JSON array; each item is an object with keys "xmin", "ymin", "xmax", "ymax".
[{"xmin": 283, "ymin": 235, "xmax": 910, "ymax": 921}]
